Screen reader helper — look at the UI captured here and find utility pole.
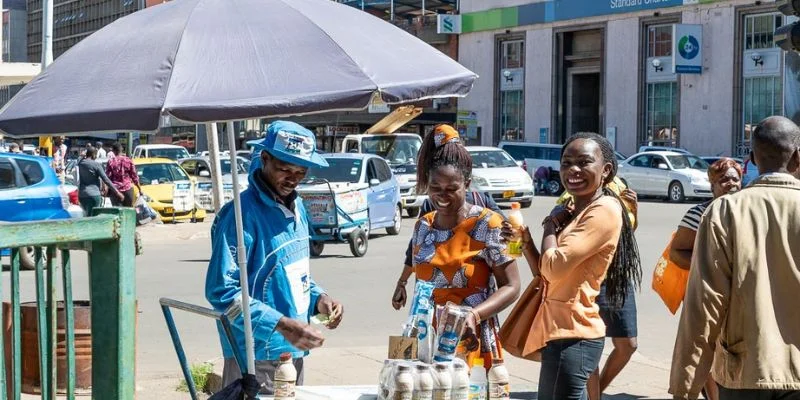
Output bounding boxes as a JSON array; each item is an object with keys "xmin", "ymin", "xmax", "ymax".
[{"xmin": 39, "ymin": 0, "xmax": 54, "ymax": 155}]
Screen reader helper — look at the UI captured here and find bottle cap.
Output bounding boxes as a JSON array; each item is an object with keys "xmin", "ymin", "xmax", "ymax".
[
  {"xmin": 491, "ymin": 358, "xmax": 504, "ymax": 365},
  {"xmin": 279, "ymin": 352, "xmax": 292, "ymax": 362},
  {"xmin": 416, "ymin": 364, "xmax": 430, "ymax": 371},
  {"xmin": 434, "ymin": 363, "xmax": 450, "ymax": 371},
  {"xmin": 397, "ymin": 365, "xmax": 410, "ymax": 372},
  {"xmin": 472, "ymin": 358, "xmax": 484, "ymax": 368},
  {"xmin": 510, "ymin": 202, "xmax": 520, "ymax": 210}
]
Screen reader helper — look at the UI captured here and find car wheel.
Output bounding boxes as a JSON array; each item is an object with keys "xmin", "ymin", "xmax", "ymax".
[
  {"xmin": 406, "ymin": 207, "xmax": 420, "ymax": 218},
  {"xmin": 387, "ymin": 205, "xmax": 402, "ymax": 236},
  {"xmin": 195, "ymin": 218, "xmax": 204, "ymax": 223},
  {"xmin": 669, "ymin": 181, "xmax": 686, "ymax": 203},
  {"xmin": 348, "ymin": 229, "xmax": 368, "ymax": 257},
  {"xmin": 546, "ymin": 180, "xmax": 563, "ymax": 196},
  {"xmin": 19, "ymin": 246, "xmax": 45, "ymax": 271},
  {"xmin": 310, "ymin": 241, "xmax": 324, "ymax": 257},
  {"xmin": 520, "ymin": 200, "xmax": 532, "ymax": 209}
]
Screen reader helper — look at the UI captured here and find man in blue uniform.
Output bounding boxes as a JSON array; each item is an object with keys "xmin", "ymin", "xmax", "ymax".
[{"xmin": 206, "ymin": 121, "xmax": 343, "ymax": 394}]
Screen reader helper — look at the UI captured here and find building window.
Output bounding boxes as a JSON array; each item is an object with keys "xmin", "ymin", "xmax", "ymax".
[
  {"xmin": 645, "ymin": 82, "xmax": 679, "ymax": 147},
  {"xmin": 642, "ymin": 23, "xmax": 679, "ymax": 147},
  {"xmin": 497, "ymin": 39, "xmax": 525, "ymax": 143},
  {"xmin": 737, "ymin": 13, "xmax": 785, "ymax": 156}
]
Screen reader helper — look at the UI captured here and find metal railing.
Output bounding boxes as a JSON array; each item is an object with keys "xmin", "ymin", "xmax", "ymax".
[{"xmin": 0, "ymin": 207, "xmax": 137, "ymax": 400}]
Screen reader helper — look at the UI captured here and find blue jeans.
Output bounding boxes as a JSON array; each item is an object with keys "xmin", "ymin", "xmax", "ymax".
[
  {"xmin": 538, "ymin": 338, "xmax": 605, "ymax": 400},
  {"xmin": 719, "ymin": 385, "xmax": 800, "ymax": 400}
]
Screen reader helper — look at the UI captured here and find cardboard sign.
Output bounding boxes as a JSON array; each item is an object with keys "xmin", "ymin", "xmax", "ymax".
[{"xmin": 388, "ymin": 336, "xmax": 418, "ymax": 360}]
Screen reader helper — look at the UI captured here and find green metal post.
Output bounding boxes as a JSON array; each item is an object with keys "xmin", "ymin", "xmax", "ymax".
[
  {"xmin": 34, "ymin": 247, "xmax": 50, "ymax": 400},
  {"xmin": 10, "ymin": 249, "xmax": 20, "ymax": 400},
  {"xmin": 0, "ymin": 251, "xmax": 6, "ymax": 400},
  {"xmin": 60, "ymin": 250, "xmax": 75, "ymax": 399},
  {"xmin": 90, "ymin": 208, "xmax": 136, "ymax": 400},
  {"xmin": 45, "ymin": 246, "xmax": 56, "ymax": 400}
]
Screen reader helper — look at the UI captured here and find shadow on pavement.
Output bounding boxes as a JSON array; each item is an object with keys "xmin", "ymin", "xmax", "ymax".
[
  {"xmin": 507, "ymin": 392, "xmax": 664, "ymax": 399},
  {"xmin": 179, "ymin": 259, "xmax": 210, "ymax": 263}
]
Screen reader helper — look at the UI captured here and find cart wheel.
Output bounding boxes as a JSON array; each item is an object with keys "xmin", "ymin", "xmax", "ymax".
[
  {"xmin": 348, "ymin": 229, "xmax": 368, "ymax": 257},
  {"xmin": 310, "ymin": 241, "xmax": 325, "ymax": 257}
]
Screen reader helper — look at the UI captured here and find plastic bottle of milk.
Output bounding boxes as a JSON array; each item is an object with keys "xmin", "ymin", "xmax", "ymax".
[
  {"xmin": 506, "ymin": 202, "xmax": 524, "ymax": 258},
  {"xmin": 487, "ymin": 359, "xmax": 510, "ymax": 399},
  {"xmin": 394, "ymin": 364, "xmax": 414, "ymax": 400},
  {"xmin": 274, "ymin": 352, "xmax": 297, "ymax": 400},
  {"xmin": 432, "ymin": 363, "xmax": 452, "ymax": 400},
  {"xmin": 468, "ymin": 359, "xmax": 487, "ymax": 400},
  {"xmin": 379, "ymin": 360, "xmax": 394, "ymax": 400},
  {"xmin": 451, "ymin": 362, "xmax": 470, "ymax": 400},
  {"xmin": 414, "ymin": 364, "xmax": 433, "ymax": 400}
]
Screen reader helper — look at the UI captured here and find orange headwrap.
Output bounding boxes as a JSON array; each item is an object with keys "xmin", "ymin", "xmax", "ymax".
[{"xmin": 433, "ymin": 124, "xmax": 461, "ymax": 148}]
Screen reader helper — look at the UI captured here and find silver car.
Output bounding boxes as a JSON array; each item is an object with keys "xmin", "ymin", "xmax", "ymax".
[{"xmin": 618, "ymin": 151, "xmax": 712, "ymax": 202}]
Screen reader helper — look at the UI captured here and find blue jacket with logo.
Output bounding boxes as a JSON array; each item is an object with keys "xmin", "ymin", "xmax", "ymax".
[{"xmin": 205, "ymin": 171, "xmax": 325, "ymax": 361}]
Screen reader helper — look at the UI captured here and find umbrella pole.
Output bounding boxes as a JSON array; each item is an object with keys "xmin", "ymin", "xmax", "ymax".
[
  {"xmin": 206, "ymin": 123, "xmax": 226, "ymax": 213},
  {"xmin": 225, "ymin": 121, "xmax": 257, "ymax": 378}
]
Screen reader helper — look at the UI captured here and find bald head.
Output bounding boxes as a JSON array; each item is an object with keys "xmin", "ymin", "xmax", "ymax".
[{"xmin": 752, "ymin": 116, "xmax": 800, "ymax": 177}]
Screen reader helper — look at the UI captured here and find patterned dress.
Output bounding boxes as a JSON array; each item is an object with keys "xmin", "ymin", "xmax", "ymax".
[{"xmin": 411, "ymin": 205, "xmax": 512, "ymax": 368}]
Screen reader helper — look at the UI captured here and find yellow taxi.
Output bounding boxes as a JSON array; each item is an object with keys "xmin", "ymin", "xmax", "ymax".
[{"xmin": 133, "ymin": 158, "xmax": 207, "ymax": 223}]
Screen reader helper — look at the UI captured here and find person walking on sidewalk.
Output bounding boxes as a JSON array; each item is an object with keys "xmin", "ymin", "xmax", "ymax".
[
  {"xmin": 77, "ymin": 147, "xmax": 123, "ymax": 216},
  {"xmin": 668, "ymin": 157, "xmax": 742, "ymax": 400},
  {"xmin": 514, "ymin": 132, "xmax": 642, "ymax": 400},
  {"xmin": 105, "ymin": 143, "xmax": 142, "ymax": 207},
  {"xmin": 206, "ymin": 121, "xmax": 344, "ymax": 396},
  {"xmin": 670, "ymin": 116, "xmax": 800, "ymax": 400}
]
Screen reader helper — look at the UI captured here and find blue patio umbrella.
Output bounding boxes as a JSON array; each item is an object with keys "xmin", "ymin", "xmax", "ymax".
[{"xmin": 0, "ymin": 0, "xmax": 476, "ymax": 397}]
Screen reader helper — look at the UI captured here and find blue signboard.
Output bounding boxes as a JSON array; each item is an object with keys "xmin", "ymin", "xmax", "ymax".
[{"xmin": 517, "ymin": 0, "xmax": 685, "ymax": 26}]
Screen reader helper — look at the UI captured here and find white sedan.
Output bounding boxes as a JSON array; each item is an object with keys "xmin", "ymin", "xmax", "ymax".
[
  {"xmin": 466, "ymin": 146, "xmax": 534, "ymax": 208},
  {"xmin": 618, "ymin": 151, "xmax": 712, "ymax": 202}
]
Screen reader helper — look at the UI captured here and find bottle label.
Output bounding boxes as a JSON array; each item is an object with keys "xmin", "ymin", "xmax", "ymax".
[
  {"xmin": 394, "ymin": 391, "xmax": 413, "ymax": 400},
  {"xmin": 468, "ymin": 384, "xmax": 486, "ymax": 400},
  {"xmin": 452, "ymin": 387, "xmax": 469, "ymax": 400},
  {"xmin": 274, "ymin": 379, "xmax": 295, "ymax": 399},
  {"xmin": 488, "ymin": 382, "xmax": 510, "ymax": 399},
  {"xmin": 507, "ymin": 239, "xmax": 523, "ymax": 257},
  {"xmin": 414, "ymin": 389, "xmax": 433, "ymax": 400},
  {"xmin": 434, "ymin": 331, "xmax": 458, "ymax": 362},
  {"xmin": 433, "ymin": 388, "xmax": 452, "ymax": 400}
]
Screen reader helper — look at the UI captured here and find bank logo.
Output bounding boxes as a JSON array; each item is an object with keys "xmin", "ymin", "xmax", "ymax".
[{"xmin": 679, "ymin": 35, "xmax": 700, "ymax": 60}]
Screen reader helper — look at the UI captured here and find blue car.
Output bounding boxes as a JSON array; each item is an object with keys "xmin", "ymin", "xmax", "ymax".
[
  {"xmin": 299, "ymin": 153, "xmax": 402, "ymax": 245},
  {"xmin": 1, "ymin": 153, "xmax": 81, "ymax": 269}
]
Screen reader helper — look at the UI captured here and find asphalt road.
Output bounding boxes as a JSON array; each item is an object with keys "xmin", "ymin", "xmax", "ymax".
[{"xmin": 5, "ymin": 196, "xmax": 696, "ymax": 399}]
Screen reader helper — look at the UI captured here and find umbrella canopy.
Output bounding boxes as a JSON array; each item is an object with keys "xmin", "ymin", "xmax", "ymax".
[{"xmin": 0, "ymin": 0, "xmax": 476, "ymax": 135}]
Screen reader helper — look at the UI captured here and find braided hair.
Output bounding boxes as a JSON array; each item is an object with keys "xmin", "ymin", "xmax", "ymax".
[
  {"xmin": 416, "ymin": 125, "xmax": 473, "ymax": 194},
  {"xmin": 562, "ymin": 132, "xmax": 642, "ymax": 308}
]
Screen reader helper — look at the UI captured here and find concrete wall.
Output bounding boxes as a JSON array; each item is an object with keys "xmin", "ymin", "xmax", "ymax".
[
  {"xmin": 605, "ymin": 17, "xmax": 641, "ymax": 156},
  {"xmin": 679, "ymin": 6, "xmax": 736, "ymax": 156},
  {"xmin": 458, "ymin": 30, "xmax": 496, "ymax": 146},
  {"xmin": 8, "ymin": 10, "xmax": 27, "ymax": 63},
  {"xmin": 525, "ymin": 28, "xmax": 553, "ymax": 143}
]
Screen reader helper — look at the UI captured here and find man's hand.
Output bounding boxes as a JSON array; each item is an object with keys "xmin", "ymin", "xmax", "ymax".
[
  {"xmin": 316, "ymin": 294, "xmax": 343, "ymax": 330},
  {"xmin": 276, "ymin": 317, "xmax": 325, "ymax": 351}
]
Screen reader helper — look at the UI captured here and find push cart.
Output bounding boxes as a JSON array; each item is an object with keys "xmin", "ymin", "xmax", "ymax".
[{"xmin": 297, "ymin": 178, "xmax": 370, "ymax": 257}]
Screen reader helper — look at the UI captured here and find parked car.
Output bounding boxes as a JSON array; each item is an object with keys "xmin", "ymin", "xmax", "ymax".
[
  {"xmin": 618, "ymin": 151, "xmax": 712, "ymax": 202},
  {"xmin": 498, "ymin": 142, "xmax": 562, "ymax": 178},
  {"xmin": 132, "ymin": 144, "xmax": 190, "ymax": 161},
  {"xmin": 300, "ymin": 153, "xmax": 402, "ymax": 236},
  {"xmin": 179, "ymin": 157, "xmax": 250, "ymax": 211},
  {"xmin": 133, "ymin": 158, "xmax": 207, "ymax": 223},
  {"xmin": 638, "ymin": 145, "xmax": 692, "ymax": 155},
  {"xmin": 466, "ymin": 146, "xmax": 534, "ymax": 208},
  {"xmin": 0, "ymin": 153, "xmax": 82, "ymax": 269},
  {"xmin": 341, "ymin": 133, "xmax": 425, "ymax": 218}
]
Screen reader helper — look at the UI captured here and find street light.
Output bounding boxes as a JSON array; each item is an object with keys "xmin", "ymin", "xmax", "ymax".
[
  {"xmin": 751, "ymin": 52, "xmax": 764, "ymax": 66},
  {"xmin": 652, "ymin": 58, "xmax": 664, "ymax": 72}
]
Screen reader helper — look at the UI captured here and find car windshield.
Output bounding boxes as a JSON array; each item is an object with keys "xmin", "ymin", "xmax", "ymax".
[
  {"xmin": 219, "ymin": 160, "xmax": 247, "ymax": 175},
  {"xmin": 360, "ymin": 136, "xmax": 421, "ymax": 165},
  {"xmin": 138, "ymin": 163, "xmax": 190, "ymax": 185},
  {"xmin": 667, "ymin": 155, "xmax": 709, "ymax": 171},
  {"xmin": 148, "ymin": 148, "xmax": 189, "ymax": 160},
  {"xmin": 304, "ymin": 158, "xmax": 363, "ymax": 184},
  {"xmin": 470, "ymin": 150, "xmax": 518, "ymax": 168}
]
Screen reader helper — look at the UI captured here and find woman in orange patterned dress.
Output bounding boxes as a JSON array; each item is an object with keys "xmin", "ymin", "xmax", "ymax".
[{"xmin": 400, "ymin": 124, "xmax": 521, "ymax": 369}]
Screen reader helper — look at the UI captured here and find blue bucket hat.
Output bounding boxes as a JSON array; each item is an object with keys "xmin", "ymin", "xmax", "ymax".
[{"xmin": 252, "ymin": 121, "xmax": 328, "ymax": 168}]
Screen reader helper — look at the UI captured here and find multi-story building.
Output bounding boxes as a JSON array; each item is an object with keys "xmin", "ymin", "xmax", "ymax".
[
  {"xmin": 457, "ymin": 0, "xmax": 799, "ymax": 157},
  {"xmin": 0, "ymin": 0, "xmax": 30, "ymax": 107},
  {"xmin": 27, "ymin": 0, "xmax": 144, "ymax": 62},
  {"xmin": 261, "ymin": 0, "xmax": 461, "ymax": 152}
]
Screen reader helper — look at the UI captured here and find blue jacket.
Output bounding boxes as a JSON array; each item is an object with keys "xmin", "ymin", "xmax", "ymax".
[{"xmin": 205, "ymin": 171, "xmax": 325, "ymax": 361}]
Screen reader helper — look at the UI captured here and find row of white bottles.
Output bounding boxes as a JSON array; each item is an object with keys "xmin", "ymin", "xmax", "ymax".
[
  {"xmin": 468, "ymin": 359, "xmax": 510, "ymax": 400},
  {"xmin": 383, "ymin": 358, "xmax": 508, "ymax": 400}
]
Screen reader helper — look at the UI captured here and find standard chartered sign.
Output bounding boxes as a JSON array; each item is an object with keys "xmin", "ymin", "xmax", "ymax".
[
  {"xmin": 437, "ymin": 14, "xmax": 462, "ymax": 34},
  {"xmin": 610, "ymin": 0, "xmax": 678, "ymax": 9}
]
